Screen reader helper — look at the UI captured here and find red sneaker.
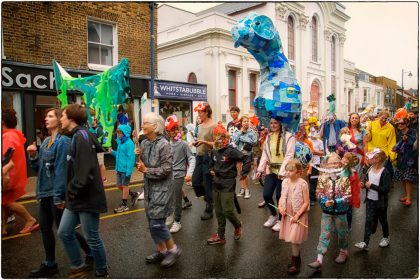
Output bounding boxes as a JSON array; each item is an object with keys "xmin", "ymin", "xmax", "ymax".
[
  {"xmin": 207, "ymin": 233, "xmax": 226, "ymax": 245},
  {"xmin": 234, "ymin": 226, "xmax": 242, "ymax": 240}
]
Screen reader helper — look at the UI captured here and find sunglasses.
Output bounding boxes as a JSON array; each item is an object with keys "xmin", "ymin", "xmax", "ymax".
[{"xmin": 397, "ymin": 122, "xmax": 406, "ymax": 126}]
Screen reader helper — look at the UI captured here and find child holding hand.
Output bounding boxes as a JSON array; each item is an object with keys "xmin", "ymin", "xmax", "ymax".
[{"xmin": 278, "ymin": 159, "xmax": 310, "ymax": 275}]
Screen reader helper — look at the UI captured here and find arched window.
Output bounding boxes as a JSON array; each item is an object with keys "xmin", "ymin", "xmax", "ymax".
[
  {"xmin": 331, "ymin": 36, "xmax": 336, "ymax": 93},
  {"xmin": 187, "ymin": 72, "xmax": 197, "ymax": 83},
  {"xmin": 311, "ymin": 16, "xmax": 318, "ymax": 62},
  {"xmin": 287, "ymin": 16, "xmax": 295, "ymax": 61}
]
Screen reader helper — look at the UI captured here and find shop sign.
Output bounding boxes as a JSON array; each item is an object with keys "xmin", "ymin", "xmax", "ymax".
[
  {"xmin": 1, "ymin": 61, "xmax": 148, "ymax": 97},
  {"xmin": 153, "ymin": 80, "xmax": 207, "ymax": 101}
]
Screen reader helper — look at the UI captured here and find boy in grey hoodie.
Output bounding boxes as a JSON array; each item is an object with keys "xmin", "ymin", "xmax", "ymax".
[{"xmin": 165, "ymin": 115, "xmax": 196, "ymax": 233}]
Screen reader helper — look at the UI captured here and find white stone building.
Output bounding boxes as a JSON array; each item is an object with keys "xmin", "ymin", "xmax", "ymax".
[
  {"xmin": 354, "ymin": 69, "xmax": 384, "ymax": 113},
  {"xmin": 157, "ymin": 2, "xmax": 352, "ymax": 124}
]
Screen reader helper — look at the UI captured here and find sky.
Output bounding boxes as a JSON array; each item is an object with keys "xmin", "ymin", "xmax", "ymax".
[{"xmin": 164, "ymin": 1, "xmax": 419, "ymax": 90}]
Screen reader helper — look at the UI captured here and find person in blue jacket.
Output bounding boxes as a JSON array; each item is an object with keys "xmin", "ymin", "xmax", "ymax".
[
  {"xmin": 109, "ymin": 124, "xmax": 138, "ymax": 213},
  {"xmin": 319, "ymin": 113, "xmax": 346, "ymax": 154},
  {"xmin": 27, "ymin": 108, "xmax": 91, "ymax": 278}
]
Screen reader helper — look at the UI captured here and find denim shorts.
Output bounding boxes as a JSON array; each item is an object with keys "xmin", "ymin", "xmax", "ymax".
[
  {"xmin": 116, "ymin": 172, "xmax": 131, "ymax": 186},
  {"xmin": 148, "ymin": 218, "xmax": 171, "ymax": 244}
]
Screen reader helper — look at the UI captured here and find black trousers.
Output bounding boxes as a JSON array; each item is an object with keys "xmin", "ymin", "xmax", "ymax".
[
  {"xmin": 309, "ymin": 167, "xmax": 320, "ymax": 202},
  {"xmin": 363, "ymin": 199, "xmax": 389, "ymax": 245},
  {"xmin": 39, "ymin": 196, "xmax": 90, "ymax": 263}
]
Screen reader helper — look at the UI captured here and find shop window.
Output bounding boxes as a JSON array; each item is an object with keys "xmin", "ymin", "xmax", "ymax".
[
  {"xmin": 159, "ymin": 100, "xmax": 192, "ymax": 126},
  {"xmin": 187, "ymin": 72, "xmax": 197, "ymax": 84},
  {"xmin": 88, "ymin": 20, "xmax": 116, "ymax": 67},
  {"xmin": 228, "ymin": 70, "xmax": 237, "ymax": 107},
  {"xmin": 249, "ymin": 73, "xmax": 257, "ymax": 109},
  {"xmin": 1, "ymin": 91, "xmax": 14, "ymax": 110}
]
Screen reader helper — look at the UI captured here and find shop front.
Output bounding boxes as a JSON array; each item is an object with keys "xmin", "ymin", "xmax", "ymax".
[
  {"xmin": 1, "ymin": 60, "xmax": 149, "ymax": 144},
  {"xmin": 151, "ymin": 80, "xmax": 207, "ymax": 126},
  {"xmin": 1, "ymin": 60, "xmax": 149, "ymax": 173}
]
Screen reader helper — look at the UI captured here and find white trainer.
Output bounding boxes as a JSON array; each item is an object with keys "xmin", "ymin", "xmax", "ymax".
[
  {"xmin": 170, "ymin": 222, "xmax": 182, "ymax": 233},
  {"xmin": 138, "ymin": 191, "xmax": 145, "ymax": 200},
  {"xmin": 354, "ymin": 241, "xmax": 369, "ymax": 251},
  {"xmin": 263, "ymin": 215, "xmax": 278, "ymax": 228},
  {"xmin": 165, "ymin": 214, "xmax": 174, "ymax": 226},
  {"xmin": 271, "ymin": 221, "xmax": 281, "ymax": 232},
  {"xmin": 379, "ymin": 237, "xmax": 390, "ymax": 248},
  {"xmin": 244, "ymin": 189, "xmax": 251, "ymax": 199}
]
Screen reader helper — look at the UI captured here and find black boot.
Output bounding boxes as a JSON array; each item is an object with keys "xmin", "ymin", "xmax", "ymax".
[
  {"xmin": 29, "ymin": 263, "xmax": 59, "ymax": 278},
  {"xmin": 288, "ymin": 256, "xmax": 300, "ymax": 275}
]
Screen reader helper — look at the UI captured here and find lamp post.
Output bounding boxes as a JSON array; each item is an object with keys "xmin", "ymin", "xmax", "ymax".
[{"xmin": 401, "ymin": 69, "xmax": 413, "ymax": 106}]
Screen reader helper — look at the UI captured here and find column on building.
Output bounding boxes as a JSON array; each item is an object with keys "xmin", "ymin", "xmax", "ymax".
[
  {"xmin": 240, "ymin": 55, "xmax": 249, "ymax": 113},
  {"xmin": 337, "ymin": 33, "xmax": 346, "ymax": 119},
  {"xmin": 323, "ymin": 29, "xmax": 332, "ymax": 116},
  {"xmin": 218, "ymin": 48, "xmax": 227, "ymax": 123},
  {"xmin": 298, "ymin": 13, "xmax": 310, "ymax": 110}
]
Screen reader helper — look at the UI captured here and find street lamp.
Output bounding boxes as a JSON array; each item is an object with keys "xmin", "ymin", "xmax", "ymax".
[{"xmin": 402, "ymin": 69, "xmax": 413, "ymax": 104}]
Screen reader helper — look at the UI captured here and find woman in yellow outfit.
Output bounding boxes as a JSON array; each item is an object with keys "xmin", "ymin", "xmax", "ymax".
[{"xmin": 366, "ymin": 109, "xmax": 396, "ymax": 177}]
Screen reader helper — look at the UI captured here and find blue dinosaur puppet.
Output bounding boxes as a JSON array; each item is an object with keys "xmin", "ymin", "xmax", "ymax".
[{"xmin": 232, "ymin": 12, "xmax": 301, "ymax": 132}]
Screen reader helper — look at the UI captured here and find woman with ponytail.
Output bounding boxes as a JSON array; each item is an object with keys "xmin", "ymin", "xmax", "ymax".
[{"xmin": 256, "ymin": 118, "xmax": 296, "ymax": 231}]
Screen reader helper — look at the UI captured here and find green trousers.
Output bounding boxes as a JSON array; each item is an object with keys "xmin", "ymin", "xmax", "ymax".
[{"xmin": 213, "ymin": 190, "xmax": 241, "ymax": 238}]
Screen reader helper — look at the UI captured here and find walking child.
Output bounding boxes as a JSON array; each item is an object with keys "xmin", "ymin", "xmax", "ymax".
[
  {"xmin": 109, "ymin": 124, "xmax": 138, "ymax": 213},
  {"xmin": 308, "ymin": 153, "xmax": 351, "ymax": 269},
  {"xmin": 207, "ymin": 123, "xmax": 246, "ymax": 245},
  {"xmin": 231, "ymin": 115, "xmax": 258, "ymax": 199},
  {"xmin": 354, "ymin": 148, "xmax": 391, "ymax": 250},
  {"xmin": 164, "ymin": 115, "xmax": 196, "ymax": 233},
  {"xmin": 278, "ymin": 159, "xmax": 310, "ymax": 274}
]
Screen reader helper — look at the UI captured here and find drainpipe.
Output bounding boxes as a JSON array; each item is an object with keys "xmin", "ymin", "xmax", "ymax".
[{"xmin": 149, "ymin": 2, "xmax": 155, "ymax": 112}]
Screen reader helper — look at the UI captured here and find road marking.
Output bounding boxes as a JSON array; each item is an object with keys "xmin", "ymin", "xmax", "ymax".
[
  {"xmin": 100, "ymin": 208, "xmax": 145, "ymax": 220},
  {"xmin": 18, "ymin": 183, "xmax": 144, "ymax": 205},
  {"xmin": 2, "ymin": 207, "xmax": 146, "ymax": 240},
  {"xmin": 2, "ymin": 232, "xmax": 32, "ymax": 240}
]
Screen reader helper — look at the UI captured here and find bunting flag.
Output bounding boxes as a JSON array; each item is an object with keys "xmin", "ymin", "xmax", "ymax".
[{"xmin": 53, "ymin": 58, "xmax": 132, "ymax": 147}]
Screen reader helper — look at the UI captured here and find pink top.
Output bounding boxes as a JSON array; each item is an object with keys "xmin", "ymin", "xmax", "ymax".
[{"xmin": 279, "ymin": 177, "xmax": 309, "ymax": 213}]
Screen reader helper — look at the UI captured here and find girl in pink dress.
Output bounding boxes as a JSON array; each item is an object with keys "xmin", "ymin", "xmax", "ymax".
[{"xmin": 278, "ymin": 159, "xmax": 310, "ymax": 275}]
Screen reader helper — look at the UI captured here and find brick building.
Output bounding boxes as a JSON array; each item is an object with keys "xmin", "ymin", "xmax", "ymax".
[{"xmin": 1, "ymin": 2, "xmax": 156, "ymax": 146}]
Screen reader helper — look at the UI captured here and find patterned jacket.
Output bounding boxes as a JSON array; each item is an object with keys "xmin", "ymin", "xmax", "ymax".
[{"xmin": 316, "ymin": 176, "xmax": 351, "ymax": 215}]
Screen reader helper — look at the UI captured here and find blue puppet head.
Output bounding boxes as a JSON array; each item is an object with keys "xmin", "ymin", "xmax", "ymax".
[{"xmin": 232, "ymin": 13, "xmax": 301, "ymax": 133}]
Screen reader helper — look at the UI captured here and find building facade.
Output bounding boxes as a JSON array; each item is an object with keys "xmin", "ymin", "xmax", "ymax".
[
  {"xmin": 1, "ymin": 2, "xmax": 157, "ymax": 144},
  {"xmin": 158, "ymin": 2, "xmax": 351, "ymax": 124},
  {"xmin": 354, "ymin": 70, "xmax": 384, "ymax": 113}
]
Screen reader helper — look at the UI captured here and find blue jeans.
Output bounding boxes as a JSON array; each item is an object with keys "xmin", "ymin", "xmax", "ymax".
[
  {"xmin": 58, "ymin": 209, "xmax": 107, "ymax": 273},
  {"xmin": 192, "ymin": 155, "xmax": 213, "ymax": 207},
  {"xmin": 39, "ymin": 197, "xmax": 90, "ymax": 266},
  {"xmin": 263, "ymin": 174, "xmax": 283, "ymax": 217}
]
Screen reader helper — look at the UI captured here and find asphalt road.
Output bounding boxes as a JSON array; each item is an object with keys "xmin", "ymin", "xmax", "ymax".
[{"xmin": 1, "ymin": 180, "xmax": 419, "ymax": 278}]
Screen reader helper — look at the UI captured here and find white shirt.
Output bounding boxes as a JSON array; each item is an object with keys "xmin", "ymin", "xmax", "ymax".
[
  {"xmin": 310, "ymin": 138, "xmax": 323, "ymax": 165},
  {"xmin": 367, "ymin": 167, "xmax": 384, "ymax": 201}
]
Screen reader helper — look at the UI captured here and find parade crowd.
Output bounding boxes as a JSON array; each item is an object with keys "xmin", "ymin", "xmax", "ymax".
[{"xmin": 1, "ymin": 101, "xmax": 418, "ymax": 278}]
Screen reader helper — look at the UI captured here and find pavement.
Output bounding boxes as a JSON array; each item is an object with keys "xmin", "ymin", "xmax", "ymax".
[{"xmin": 20, "ymin": 168, "xmax": 144, "ymax": 201}]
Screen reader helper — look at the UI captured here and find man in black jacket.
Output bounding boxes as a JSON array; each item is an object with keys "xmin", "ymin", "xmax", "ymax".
[{"xmin": 57, "ymin": 104, "xmax": 109, "ymax": 278}]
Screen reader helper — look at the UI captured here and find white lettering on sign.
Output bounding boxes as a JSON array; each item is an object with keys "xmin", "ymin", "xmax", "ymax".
[
  {"xmin": 1, "ymin": 67, "xmax": 13, "ymax": 87},
  {"xmin": 50, "ymin": 71, "xmax": 55, "ymax": 90},
  {"xmin": 1, "ymin": 66, "xmax": 56, "ymax": 90},
  {"xmin": 34, "ymin": 75, "xmax": 47, "ymax": 89},
  {"xmin": 16, "ymin": 73, "xmax": 31, "ymax": 88}
]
